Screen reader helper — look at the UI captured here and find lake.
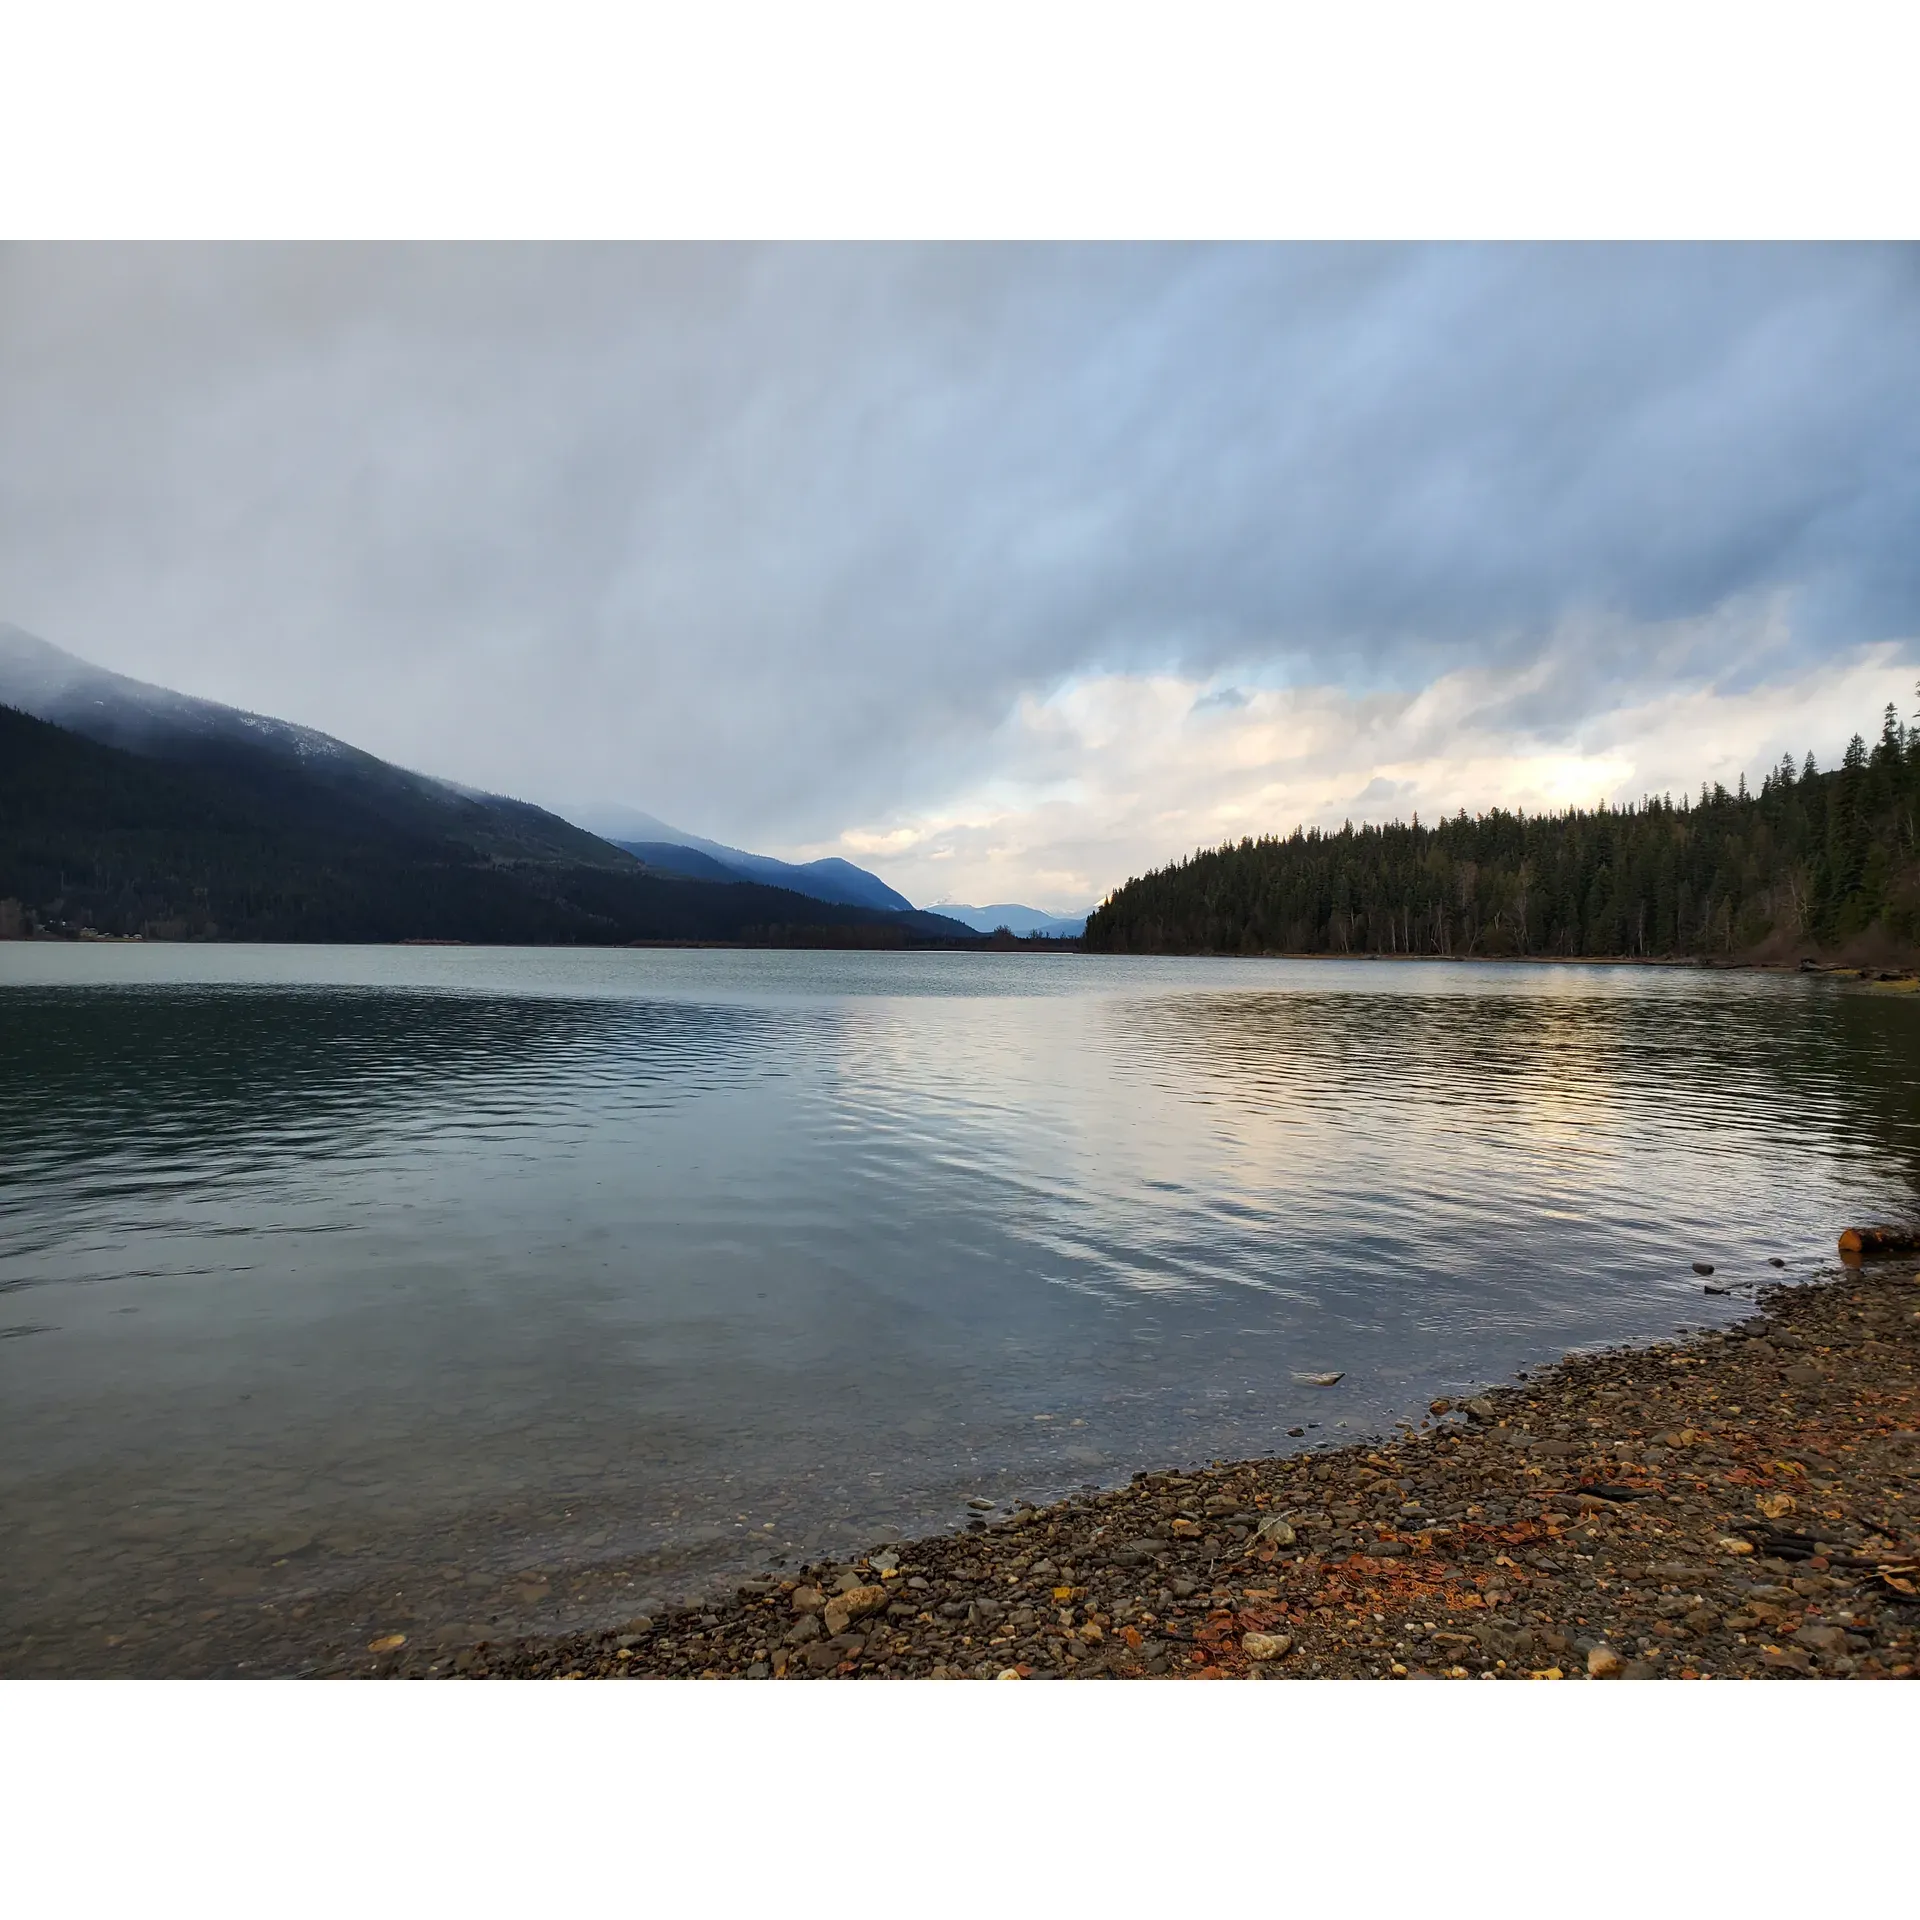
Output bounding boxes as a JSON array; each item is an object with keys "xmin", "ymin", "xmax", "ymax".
[{"xmin": 3, "ymin": 945, "xmax": 1916, "ymax": 1674}]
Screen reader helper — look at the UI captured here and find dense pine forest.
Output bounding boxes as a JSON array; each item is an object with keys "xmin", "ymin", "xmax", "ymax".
[{"xmin": 1085, "ymin": 697, "xmax": 1920, "ymax": 961}]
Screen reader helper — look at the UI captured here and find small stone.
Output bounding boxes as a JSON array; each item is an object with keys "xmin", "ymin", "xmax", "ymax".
[
  {"xmin": 367, "ymin": 1633, "xmax": 406, "ymax": 1654},
  {"xmin": 784, "ymin": 1614, "xmax": 822, "ymax": 1646},
  {"xmin": 790, "ymin": 1586, "xmax": 825, "ymax": 1614},
  {"xmin": 1693, "ymin": 1262, "xmax": 1715, "ymax": 1276},
  {"xmin": 1170, "ymin": 1518, "xmax": 1203, "ymax": 1538},
  {"xmin": 1293, "ymin": 1372, "xmax": 1345, "ymax": 1387},
  {"xmin": 1242, "ymin": 1631, "xmax": 1292, "ymax": 1660},
  {"xmin": 996, "ymin": 1667, "xmax": 1022, "ymax": 1680},
  {"xmin": 831, "ymin": 1582, "xmax": 887, "ymax": 1627},
  {"xmin": 967, "ymin": 1498, "xmax": 996, "ymax": 1511},
  {"xmin": 1587, "ymin": 1645, "xmax": 1625, "ymax": 1679},
  {"xmin": 1793, "ymin": 1623, "xmax": 1849, "ymax": 1655}
]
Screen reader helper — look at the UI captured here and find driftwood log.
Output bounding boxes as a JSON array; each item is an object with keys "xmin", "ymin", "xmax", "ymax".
[{"xmin": 1837, "ymin": 1225, "xmax": 1920, "ymax": 1257}]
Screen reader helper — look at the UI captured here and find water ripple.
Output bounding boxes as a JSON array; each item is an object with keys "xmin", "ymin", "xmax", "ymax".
[{"xmin": 2, "ymin": 948, "xmax": 1918, "ymax": 1671}]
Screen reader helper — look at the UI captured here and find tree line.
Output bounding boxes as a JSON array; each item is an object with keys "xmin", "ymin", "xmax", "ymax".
[{"xmin": 1085, "ymin": 696, "xmax": 1920, "ymax": 960}]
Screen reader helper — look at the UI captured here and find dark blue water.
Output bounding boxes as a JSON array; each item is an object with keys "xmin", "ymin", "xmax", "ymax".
[{"xmin": 3, "ymin": 945, "xmax": 1917, "ymax": 1672}]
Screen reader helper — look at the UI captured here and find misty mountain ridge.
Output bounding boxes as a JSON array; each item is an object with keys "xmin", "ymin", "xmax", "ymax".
[
  {"xmin": 2, "ymin": 630, "xmax": 1065, "ymax": 930},
  {"xmin": 0, "ymin": 623, "xmax": 631, "ymax": 873},
  {"xmin": 567, "ymin": 799, "xmax": 914, "ymax": 913},
  {"xmin": 0, "ymin": 626, "xmax": 975, "ymax": 947},
  {"xmin": 612, "ymin": 841, "xmax": 744, "ymax": 885},
  {"xmin": 932, "ymin": 903, "xmax": 1089, "ymax": 937}
]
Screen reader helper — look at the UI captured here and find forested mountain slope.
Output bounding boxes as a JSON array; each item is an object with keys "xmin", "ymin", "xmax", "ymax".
[
  {"xmin": 1085, "ymin": 701, "xmax": 1920, "ymax": 961},
  {"xmin": 0, "ymin": 705, "xmax": 970, "ymax": 946},
  {"xmin": 0, "ymin": 623, "xmax": 629, "ymax": 873}
]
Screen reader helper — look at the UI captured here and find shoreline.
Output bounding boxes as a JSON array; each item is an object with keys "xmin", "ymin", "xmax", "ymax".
[
  {"xmin": 434, "ymin": 1258, "xmax": 1920, "ymax": 1681},
  {"xmin": 1078, "ymin": 949, "xmax": 1919, "ymax": 977},
  {"xmin": 8, "ymin": 930, "xmax": 1916, "ymax": 979}
]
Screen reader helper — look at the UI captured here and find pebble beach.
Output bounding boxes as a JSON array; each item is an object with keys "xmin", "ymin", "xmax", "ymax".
[{"xmin": 425, "ymin": 1256, "xmax": 1920, "ymax": 1682}]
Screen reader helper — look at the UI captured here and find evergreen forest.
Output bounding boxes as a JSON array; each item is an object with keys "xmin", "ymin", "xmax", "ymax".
[{"xmin": 1085, "ymin": 697, "xmax": 1920, "ymax": 961}]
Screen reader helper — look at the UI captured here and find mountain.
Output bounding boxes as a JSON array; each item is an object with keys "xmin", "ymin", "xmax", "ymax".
[
  {"xmin": 570, "ymin": 800, "xmax": 914, "ymax": 913},
  {"xmin": 932, "ymin": 903, "xmax": 1088, "ymax": 938},
  {"xmin": 0, "ymin": 624, "xmax": 627, "ymax": 873},
  {"xmin": 1084, "ymin": 700, "xmax": 1920, "ymax": 963},
  {"xmin": 614, "ymin": 841, "xmax": 747, "ymax": 885},
  {"xmin": 0, "ymin": 628, "xmax": 975, "ymax": 948}
]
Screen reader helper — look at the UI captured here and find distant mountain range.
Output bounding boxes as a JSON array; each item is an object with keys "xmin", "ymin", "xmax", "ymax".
[
  {"xmin": 568, "ymin": 801, "xmax": 915, "ymax": 913},
  {"xmin": 0, "ymin": 625, "xmax": 975, "ymax": 947},
  {"xmin": 562, "ymin": 810, "xmax": 1090, "ymax": 936},
  {"xmin": 929, "ymin": 903, "xmax": 1088, "ymax": 937}
]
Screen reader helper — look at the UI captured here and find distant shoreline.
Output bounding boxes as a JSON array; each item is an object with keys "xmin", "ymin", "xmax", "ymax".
[{"xmin": 7, "ymin": 935, "xmax": 1915, "ymax": 980}]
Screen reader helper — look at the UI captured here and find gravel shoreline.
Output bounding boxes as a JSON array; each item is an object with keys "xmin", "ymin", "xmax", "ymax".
[{"xmin": 424, "ymin": 1260, "xmax": 1920, "ymax": 1681}]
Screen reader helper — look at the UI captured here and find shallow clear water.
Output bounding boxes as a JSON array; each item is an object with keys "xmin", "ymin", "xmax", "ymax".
[{"xmin": 3, "ymin": 945, "xmax": 1918, "ymax": 1672}]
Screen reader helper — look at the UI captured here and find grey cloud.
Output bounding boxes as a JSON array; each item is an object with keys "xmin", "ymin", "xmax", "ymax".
[
  {"xmin": 1191, "ymin": 685, "xmax": 1251, "ymax": 712},
  {"xmin": 0, "ymin": 243, "xmax": 1914, "ymax": 847},
  {"xmin": 1349, "ymin": 776, "xmax": 1417, "ymax": 815}
]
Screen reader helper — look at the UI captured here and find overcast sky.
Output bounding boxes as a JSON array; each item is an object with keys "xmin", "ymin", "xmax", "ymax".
[{"xmin": 3, "ymin": 243, "xmax": 1916, "ymax": 909}]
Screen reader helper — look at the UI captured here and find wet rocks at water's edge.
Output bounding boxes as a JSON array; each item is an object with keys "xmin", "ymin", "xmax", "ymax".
[{"xmin": 428, "ymin": 1265, "xmax": 1920, "ymax": 1682}]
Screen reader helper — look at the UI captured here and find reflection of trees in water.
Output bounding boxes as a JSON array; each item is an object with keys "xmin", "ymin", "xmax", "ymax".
[
  {"xmin": 0, "ymin": 989, "xmax": 825, "ymax": 1190},
  {"xmin": 1102, "ymin": 979, "xmax": 1920, "ymax": 1206},
  {"xmin": 1824, "ymin": 993, "xmax": 1920, "ymax": 1202}
]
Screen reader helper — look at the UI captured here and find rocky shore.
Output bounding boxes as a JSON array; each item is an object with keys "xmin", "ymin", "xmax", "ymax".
[{"xmin": 429, "ymin": 1260, "xmax": 1919, "ymax": 1681}]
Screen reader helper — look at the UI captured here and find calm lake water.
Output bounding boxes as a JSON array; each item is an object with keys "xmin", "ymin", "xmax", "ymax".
[{"xmin": 3, "ymin": 945, "xmax": 1917, "ymax": 1674}]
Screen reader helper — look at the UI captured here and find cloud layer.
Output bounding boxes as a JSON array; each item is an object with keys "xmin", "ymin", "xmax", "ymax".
[
  {"xmin": 1, "ymin": 244, "xmax": 1915, "ymax": 907},
  {"xmin": 836, "ymin": 629, "xmax": 1915, "ymax": 911}
]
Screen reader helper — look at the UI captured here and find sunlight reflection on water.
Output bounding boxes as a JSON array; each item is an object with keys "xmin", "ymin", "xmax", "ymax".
[{"xmin": 3, "ymin": 946, "xmax": 1917, "ymax": 1671}]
